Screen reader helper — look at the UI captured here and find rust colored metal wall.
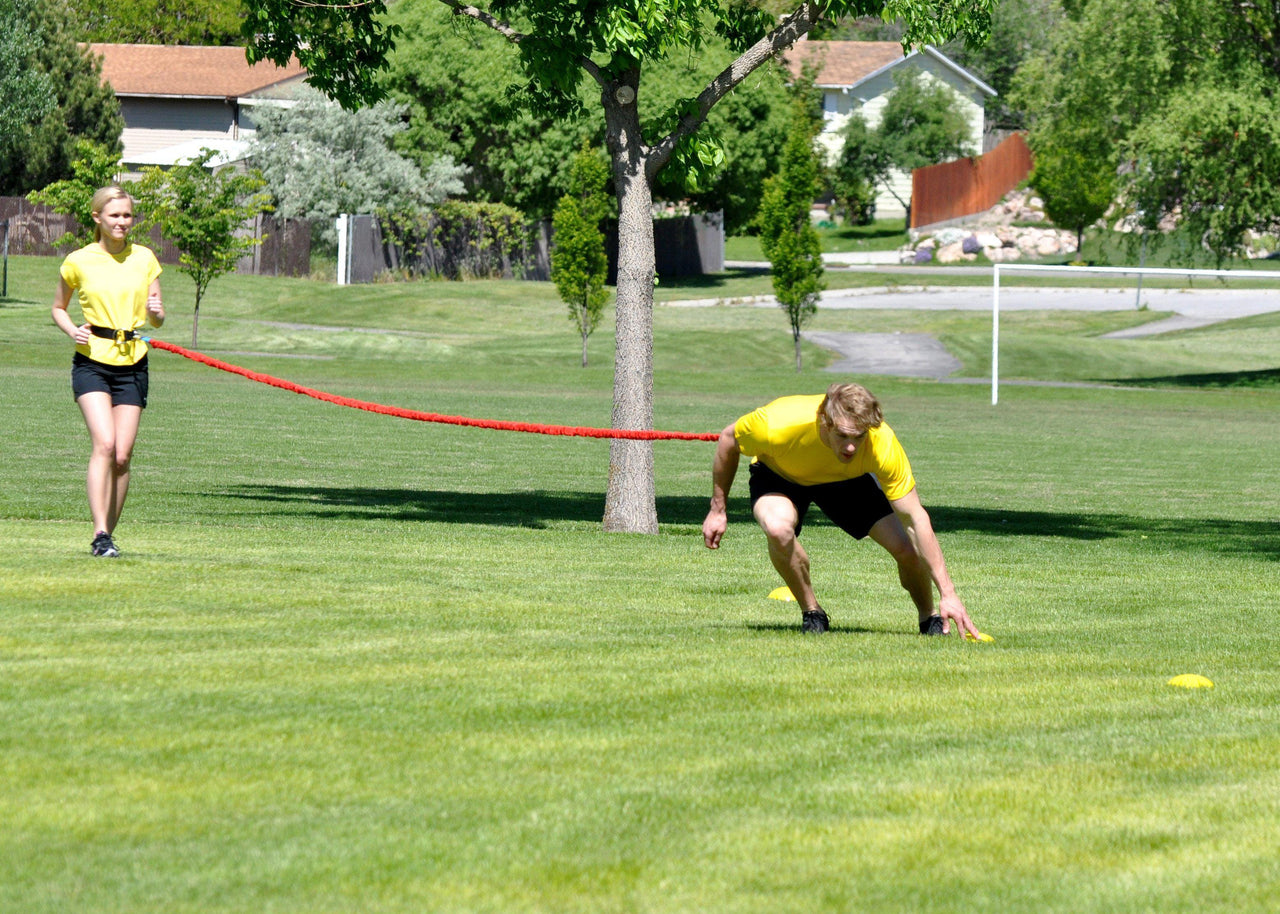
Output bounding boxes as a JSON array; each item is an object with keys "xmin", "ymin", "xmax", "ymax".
[{"xmin": 910, "ymin": 133, "xmax": 1033, "ymax": 230}]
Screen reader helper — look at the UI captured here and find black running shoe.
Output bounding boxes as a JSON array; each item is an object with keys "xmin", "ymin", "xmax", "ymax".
[
  {"xmin": 801, "ymin": 608, "xmax": 830, "ymax": 634},
  {"xmin": 91, "ymin": 532, "xmax": 119, "ymax": 558},
  {"xmin": 919, "ymin": 615, "xmax": 945, "ymax": 636}
]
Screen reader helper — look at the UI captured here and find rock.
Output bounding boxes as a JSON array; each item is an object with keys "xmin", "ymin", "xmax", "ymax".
[
  {"xmin": 986, "ymin": 246, "xmax": 1022, "ymax": 263},
  {"xmin": 936, "ymin": 242, "xmax": 975, "ymax": 264},
  {"xmin": 933, "ymin": 227, "xmax": 968, "ymax": 246}
]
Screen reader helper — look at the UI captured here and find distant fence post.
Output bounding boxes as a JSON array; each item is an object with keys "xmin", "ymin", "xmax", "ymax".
[{"xmin": 2, "ymin": 218, "xmax": 8, "ymax": 298}]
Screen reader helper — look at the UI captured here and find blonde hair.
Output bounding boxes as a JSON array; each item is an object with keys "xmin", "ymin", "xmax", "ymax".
[
  {"xmin": 818, "ymin": 382, "xmax": 883, "ymax": 432},
  {"xmin": 90, "ymin": 185, "xmax": 135, "ymax": 242}
]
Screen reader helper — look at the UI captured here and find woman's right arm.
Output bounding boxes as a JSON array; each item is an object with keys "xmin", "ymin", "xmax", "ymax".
[{"xmin": 52, "ymin": 278, "xmax": 91, "ymax": 345}]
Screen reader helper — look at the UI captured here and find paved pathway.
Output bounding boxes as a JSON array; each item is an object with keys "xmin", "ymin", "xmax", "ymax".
[{"xmin": 690, "ymin": 268, "xmax": 1280, "ymax": 376}]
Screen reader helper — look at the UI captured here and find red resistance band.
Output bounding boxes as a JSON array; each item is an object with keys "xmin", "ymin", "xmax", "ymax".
[{"xmin": 147, "ymin": 339, "xmax": 719, "ymax": 442}]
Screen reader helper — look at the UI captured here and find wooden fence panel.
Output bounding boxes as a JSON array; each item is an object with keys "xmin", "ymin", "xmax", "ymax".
[
  {"xmin": 0, "ymin": 197, "xmax": 310, "ymax": 276},
  {"xmin": 910, "ymin": 133, "xmax": 1033, "ymax": 230}
]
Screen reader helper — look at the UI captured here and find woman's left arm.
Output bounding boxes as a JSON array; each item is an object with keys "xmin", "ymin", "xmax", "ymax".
[{"xmin": 146, "ymin": 279, "xmax": 164, "ymax": 328}]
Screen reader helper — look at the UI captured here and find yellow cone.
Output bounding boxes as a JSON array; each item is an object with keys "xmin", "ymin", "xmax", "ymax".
[
  {"xmin": 767, "ymin": 586, "xmax": 795, "ymax": 602},
  {"xmin": 963, "ymin": 632, "xmax": 994, "ymax": 643},
  {"xmin": 1168, "ymin": 674, "xmax": 1214, "ymax": 689}
]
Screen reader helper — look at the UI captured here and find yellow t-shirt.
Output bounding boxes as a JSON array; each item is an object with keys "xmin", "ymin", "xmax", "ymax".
[
  {"xmin": 734, "ymin": 394, "xmax": 916, "ymax": 500},
  {"xmin": 60, "ymin": 242, "xmax": 162, "ymax": 366}
]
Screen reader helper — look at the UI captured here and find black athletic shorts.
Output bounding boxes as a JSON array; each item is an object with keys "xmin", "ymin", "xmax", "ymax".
[
  {"xmin": 748, "ymin": 460, "xmax": 894, "ymax": 539},
  {"xmin": 71, "ymin": 352, "xmax": 149, "ymax": 408}
]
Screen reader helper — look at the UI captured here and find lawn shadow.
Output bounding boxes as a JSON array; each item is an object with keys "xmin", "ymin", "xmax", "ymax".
[
  {"xmin": 210, "ymin": 485, "xmax": 722, "ymax": 528},
  {"xmin": 655, "ymin": 265, "xmax": 769, "ymax": 294},
  {"xmin": 207, "ymin": 486, "xmax": 1278, "ymax": 560},
  {"xmin": 928, "ymin": 505, "xmax": 1278, "ymax": 560},
  {"xmin": 1099, "ymin": 368, "xmax": 1280, "ymax": 390},
  {"xmin": 745, "ymin": 621, "xmax": 909, "ymax": 637}
]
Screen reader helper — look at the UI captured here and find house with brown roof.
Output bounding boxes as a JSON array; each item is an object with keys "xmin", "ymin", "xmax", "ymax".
[
  {"xmin": 91, "ymin": 44, "xmax": 307, "ymax": 174},
  {"xmin": 783, "ymin": 39, "xmax": 996, "ymax": 220}
]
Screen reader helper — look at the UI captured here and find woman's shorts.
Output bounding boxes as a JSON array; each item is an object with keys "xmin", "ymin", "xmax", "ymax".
[
  {"xmin": 72, "ymin": 353, "xmax": 149, "ymax": 408},
  {"xmin": 748, "ymin": 460, "xmax": 893, "ymax": 539}
]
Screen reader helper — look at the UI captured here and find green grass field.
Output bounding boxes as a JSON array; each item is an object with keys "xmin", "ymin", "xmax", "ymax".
[{"xmin": 2, "ymin": 256, "xmax": 1277, "ymax": 913}]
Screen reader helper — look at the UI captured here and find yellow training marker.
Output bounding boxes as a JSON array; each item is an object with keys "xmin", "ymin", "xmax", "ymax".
[
  {"xmin": 1167, "ymin": 674, "xmax": 1214, "ymax": 689},
  {"xmin": 963, "ymin": 632, "xmax": 995, "ymax": 643},
  {"xmin": 767, "ymin": 586, "xmax": 796, "ymax": 602}
]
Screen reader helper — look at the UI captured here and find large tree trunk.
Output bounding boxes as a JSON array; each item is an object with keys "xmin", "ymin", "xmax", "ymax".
[{"xmin": 602, "ymin": 84, "xmax": 658, "ymax": 534}]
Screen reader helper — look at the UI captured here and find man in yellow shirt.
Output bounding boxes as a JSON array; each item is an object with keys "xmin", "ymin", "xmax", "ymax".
[{"xmin": 702, "ymin": 382, "xmax": 979, "ymax": 637}]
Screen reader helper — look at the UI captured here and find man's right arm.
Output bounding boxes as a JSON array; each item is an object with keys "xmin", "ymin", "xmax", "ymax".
[{"xmin": 702, "ymin": 423, "xmax": 741, "ymax": 549}]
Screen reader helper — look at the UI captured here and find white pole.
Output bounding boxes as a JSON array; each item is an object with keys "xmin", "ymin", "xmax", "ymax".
[
  {"xmin": 336, "ymin": 214, "xmax": 349, "ymax": 286},
  {"xmin": 991, "ymin": 264, "xmax": 1000, "ymax": 406}
]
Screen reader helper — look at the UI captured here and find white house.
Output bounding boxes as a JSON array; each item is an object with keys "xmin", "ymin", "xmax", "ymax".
[
  {"xmin": 782, "ymin": 40, "xmax": 996, "ymax": 220},
  {"xmin": 91, "ymin": 44, "xmax": 308, "ymax": 176}
]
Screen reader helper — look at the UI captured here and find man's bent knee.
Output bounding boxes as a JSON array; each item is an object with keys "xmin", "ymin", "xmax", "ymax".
[{"xmin": 753, "ymin": 499, "xmax": 799, "ymax": 545}]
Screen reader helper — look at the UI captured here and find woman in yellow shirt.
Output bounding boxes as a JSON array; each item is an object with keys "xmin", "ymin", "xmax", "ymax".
[{"xmin": 51, "ymin": 186, "xmax": 165, "ymax": 558}]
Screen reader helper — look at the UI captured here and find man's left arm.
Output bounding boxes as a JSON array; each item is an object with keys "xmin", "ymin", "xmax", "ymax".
[{"xmin": 889, "ymin": 488, "xmax": 979, "ymax": 637}]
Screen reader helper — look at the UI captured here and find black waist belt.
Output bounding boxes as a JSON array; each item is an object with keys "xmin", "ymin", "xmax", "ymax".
[{"xmin": 89, "ymin": 326, "xmax": 141, "ymax": 344}]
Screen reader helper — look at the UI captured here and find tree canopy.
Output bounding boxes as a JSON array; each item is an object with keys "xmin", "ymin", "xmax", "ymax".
[
  {"xmin": 1128, "ymin": 86, "xmax": 1280, "ymax": 265},
  {"xmin": 69, "ymin": 0, "xmax": 243, "ymax": 44},
  {"xmin": 246, "ymin": 87, "xmax": 468, "ymax": 247},
  {"xmin": 0, "ymin": 0, "xmax": 122, "ymax": 196},
  {"xmin": 0, "ymin": 0, "xmax": 56, "ymax": 154}
]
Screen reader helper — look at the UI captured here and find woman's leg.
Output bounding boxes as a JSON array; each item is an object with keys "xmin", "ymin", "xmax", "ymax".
[
  {"xmin": 77, "ymin": 392, "xmax": 117, "ymax": 535},
  {"xmin": 106, "ymin": 403, "xmax": 143, "ymax": 533}
]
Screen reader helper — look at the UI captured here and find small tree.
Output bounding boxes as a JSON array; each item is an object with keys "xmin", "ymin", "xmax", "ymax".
[
  {"xmin": 1029, "ymin": 126, "xmax": 1115, "ymax": 255},
  {"xmin": 551, "ymin": 145, "xmax": 611, "ymax": 368},
  {"xmin": 26, "ymin": 139, "xmax": 125, "ymax": 246},
  {"xmin": 831, "ymin": 114, "xmax": 880, "ymax": 226},
  {"xmin": 135, "ymin": 150, "xmax": 273, "ymax": 347},
  {"xmin": 759, "ymin": 97, "xmax": 825, "ymax": 372}
]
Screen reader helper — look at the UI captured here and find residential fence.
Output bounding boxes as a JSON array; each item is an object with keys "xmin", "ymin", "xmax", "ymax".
[
  {"xmin": 910, "ymin": 132, "xmax": 1034, "ymax": 231},
  {"xmin": 0, "ymin": 197, "xmax": 311, "ymax": 277},
  {"xmin": 339, "ymin": 210, "xmax": 724, "ymax": 285}
]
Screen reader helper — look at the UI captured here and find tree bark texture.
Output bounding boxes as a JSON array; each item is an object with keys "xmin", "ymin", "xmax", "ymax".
[{"xmin": 602, "ymin": 87, "xmax": 658, "ymax": 533}]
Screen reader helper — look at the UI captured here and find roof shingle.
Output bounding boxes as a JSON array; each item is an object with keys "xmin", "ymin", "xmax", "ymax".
[
  {"xmin": 781, "ymin": 40, "xmax": 904, "ymax": 88},
  {"xmin": 90, "ymin": 43, "xmax": 306, "ymax": 98}
]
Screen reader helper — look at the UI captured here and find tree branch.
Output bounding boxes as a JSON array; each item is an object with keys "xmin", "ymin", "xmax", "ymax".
[
  {"xmin": 646, "ymin": 1, "xmax": 821, "ymax": 174},
  {"xmin": 436, "ymin": 0, "xmax": 525, "ymax": 44},
  {"xmin": 435, "ymin": 0, "xmax": 605, "ymax": 84}
]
